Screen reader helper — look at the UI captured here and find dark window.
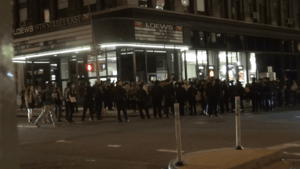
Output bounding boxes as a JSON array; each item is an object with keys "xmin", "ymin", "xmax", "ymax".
[
  {"xmin": 256, "ymin": 37, "xmax": 264, "ymax": 51},
  {"xmin": 247, "ymin": 36, "xmax": 256, "ymax": 51}
]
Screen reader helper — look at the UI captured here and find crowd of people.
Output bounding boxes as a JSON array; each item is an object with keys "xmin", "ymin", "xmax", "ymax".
[{"xmin": 20, "ymin": 76, "xmax": 299, "ymax": 128}]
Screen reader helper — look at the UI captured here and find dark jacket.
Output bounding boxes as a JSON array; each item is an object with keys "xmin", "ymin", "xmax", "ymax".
[
  {"xmin": 175, "ymin": 86, "xmax": 186, "ymax": 102},
  {"xmin": 187, "ymin": 86, "xmax": 197, "ymax": 101},
  {"xmin": 136, "ymin": 88, "xmax": 149, "ymax": 103},
  {"xmin": 206, "ymin": 81, "xmax": 221, "ymax": 100},
  {"xmin": 151, "ymin": 84, "xmax": 163, "ymax": 101},
  {"xmin": 163, "ymin": 84, "xmax": 175, "ymax": 100},
  {"xmin": 113, "ymin": 85, "xmax": 126, "ymax": 101},
  {"xmin": 94, "ymin": 88, "xmax": 103, "ymax": 104}
]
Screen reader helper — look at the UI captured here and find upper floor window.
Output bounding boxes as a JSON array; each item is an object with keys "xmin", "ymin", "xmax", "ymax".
[
  {"xmin": 156, "ymin": 0, "xmax": 165, "ymax": 10},
  {"xmin": 84, "ymin": 0, "xmax": 96, "ymax": 6},
  {"xmin": 181, "ymin": 0, "xmax": 189, "ymax": 7},
  {"xmin": 197, "ymin": 0, "xmax": 205, "ymax": 12},
  {"xmin": 139, "ymin": 0, "xmax": 148, "ymax": 7},
  {"xmin": 44, "ymin": 9, "xmax": 50, "ymax": 22},
  {"xmin": 19, "ymin": 8, "xmax": 27, "ymax": 22},
  {"xmin": 58, "ymin": 0, "xmax": 68, "ymax": 10}
]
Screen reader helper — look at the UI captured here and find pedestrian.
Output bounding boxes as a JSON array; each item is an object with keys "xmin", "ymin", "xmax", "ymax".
[
  {"xmin": 228, "ymin": 81, "xmax": 237, "ymax": 112},
  {"xmin": 264, "ymin": 78, "xmax": 274, "ymax": 111},
  {"xmin": 236, "ymin": 81, "xmax": 245, "ymax": 112},
  {"xmin": 150, "ymin": 81, "xmax": 163, "ymax": 118},
  {"xmin": 187, "ymin": 82, "xmax": 197, "ymax": 116},
  {"xmin": 163, "ymin": 79, "xmax": 175, "ymax": 118},
  {"xmin": 291, "ymin": 80, "xmax": 298, "ymax": 105},
  {"xmin": 284, "ymin": 77, "xmax": 292, "ymax": 106},
  {"xmin": 127, "ymin": 82, "xmax": 138, "ymax": 113},
  {"xmin": 34, "ymin": 84, "xmax": 60, "ymax": 128},
  {"xmin": 94, "ymin": 84, "xmax": 104, "ymax": 120},
  {"xmin": 82, "ymin": 81, "xmax": 95, "ymax": 121},
  {"xmin": 276, "ymin": 78, "xmax": 284, "ymax": 107},
  {"xmin": 113, "ymin": 81, "xmax": 129, "ymax": 122},
  {"xmin": 250, "ymin": 78, "xmax": 259, "ymax": 112},
  {"xmin": 53, "ymin": 87, "xmax": 63, "ymax": 122},
  {"xmin": 206, "ymin": 77, "xmax": 221, "ymax": 117},
  {"xmin": 20, "ymin": 86, "xmax": 26, "ymax": 111},
  {"xmin": 136, "ymin": 83, "xmax": 151, "ymax": 119},
  {"xmin": 25, "ymin": 85, "xmax": 36, "ymax": 124},
  {"xmin": 65, "ymin": 82, "xmax": 76, "ymax": 124},
  {"xmin": 175, "ymin": 82, "xmax": 186, "ymax": 116}
]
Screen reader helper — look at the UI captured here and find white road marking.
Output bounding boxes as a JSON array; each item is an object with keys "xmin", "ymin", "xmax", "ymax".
[
  {"xmin": 107, "ymin": 145, "xmax": 121, "ymax": 148},
  {"xmin": 86, "ymin": 159, "xmax": 96, "ymax": 162},
  {"xmin": 17, "ymin": 125, "xmax": 36, "ymax": 128},
  {"xmin": 157, "ymin": 149, "xmax": 184, "ymax": 153},
  {"xmin": 283, "ymin": 152, "xmax": 300, "ymax": 156},
  {"xmin": 56, "ymin": 140, "xmax": 73, "ymax": 143}
]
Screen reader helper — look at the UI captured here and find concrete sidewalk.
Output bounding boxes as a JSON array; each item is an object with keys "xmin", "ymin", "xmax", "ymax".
[
  {"xmin": 168, "ymin": 148, "xmax": 286, "ymax": 169},
  {"xmin": 16, "ymin": 107, "xmax": 140, "ymax": 118}
]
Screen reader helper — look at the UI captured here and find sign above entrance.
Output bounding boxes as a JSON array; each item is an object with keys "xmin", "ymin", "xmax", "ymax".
[
  {"xmin": 13, "ymin": 14, "xmax": 90, "ymax": 36},
  {"xmin": 134, "ymin": 21, "xmax": 183, "ymax": 43}
]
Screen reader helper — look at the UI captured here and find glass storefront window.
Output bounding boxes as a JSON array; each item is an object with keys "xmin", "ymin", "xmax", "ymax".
[
  {"xmin": 237, "ymin": 52, "xmax": 247, "ymax": 85},
  {"xmin": 197, "ymin": 50, "xmax": 207, "ymax": 79},
  {"xmin": 186, "ymin": 50, "xmax": 197, "ymax": 80},
  {"xmin": 107, "ymin": 51, "xmax": 117, "ymax": 76},
  {"xmin": 228, "ymin": 52, "xmax": 237, "ymax": 83},
  {"xmin": 87, "ymin": 55, "xmax": 97, "ymax": 77},
  {"xmin": 248, "ymin": 53, "xmax": 257, "ymax": 83},
  {"xmin": 60, "ymin": 58, "xmax": 69, "ymax": 79},
  {"xmin": 156, "ymin": 0, "xmax": 165, "ymax": 10},
  {"xmin": 182, "ymin": 53, "xmax": 186, "ymax": 80},
  {"xmin": 218, "ymin": 51, "xmax": 227, "ymax": 81},
  {"xmin": 97, "ymin": 53, "xmax": 106, "ymax": 76}
]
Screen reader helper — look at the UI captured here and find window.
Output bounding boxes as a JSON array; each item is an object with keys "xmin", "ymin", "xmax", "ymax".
[
  {"xmin": 186, "ymin": 50, "xmax": 197, "ymax": 79},
  {"xmin": 156, "ymin": 0, "xmax": 165, "ymax": 10},
  {"xmin": 44, "ymin": 9, "xmax": 50, "ymax": 22},
  {"xmin": 84, "ymin": 0, "xmax": 96, "ymax": 6},
  {"xmin": 107, "ymin": 51, "xmax": 117, "ymax": 76},
  {"xmin": 60, "ymin": 58, "xmax": 69, "ymax": 79},
  {"xmin": 197, "ymin": 0, "xmax": 205, "ymax": 12},
  {"xmin": 181, "ymin": 0, "xmax": 189, "ymax": 7},
  {"xmin": 58, "ymin": 0, "xmax": 68, "ymax": 10},
  {"xmin": 139, "ymin": 0, "xmax": 148, "ymax": 7},
  {"xmin": 19, "ymin": 8, "xmax": 27, "ymax": 22}
]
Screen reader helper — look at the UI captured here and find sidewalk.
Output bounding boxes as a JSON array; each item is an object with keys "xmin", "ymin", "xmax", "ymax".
[
  {"xmin": 168, "ymin": 148, "xmax": 291, "ymax": 169},
  {"xmin": 16, "ymin": 107, "xmax": 140, "ymax": 118}
]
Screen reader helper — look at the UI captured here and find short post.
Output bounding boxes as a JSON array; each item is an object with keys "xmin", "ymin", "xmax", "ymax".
[
  {"xmin": 235, "ymin": 96, "xmax": 244, "ymax": 150},
  {"xmin": 174, "ymin": 103, "xmax": 184, "ymax": 166}
]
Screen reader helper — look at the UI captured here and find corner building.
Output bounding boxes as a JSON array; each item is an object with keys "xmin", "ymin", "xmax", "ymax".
[{"xmin": 12, "ymin": 0, "xmax": 300, "ymax": 93}]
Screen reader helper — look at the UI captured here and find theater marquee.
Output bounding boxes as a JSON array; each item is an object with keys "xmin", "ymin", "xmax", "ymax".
[{"xmin": 134, "ymin": 21, "xmax": 183, "ymax": 43}]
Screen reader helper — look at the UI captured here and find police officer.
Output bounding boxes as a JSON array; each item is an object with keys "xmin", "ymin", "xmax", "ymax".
[
  {"xmin": 114, "ymin": 81, "xmax": 129, "ymax": 122},
  {"xmin": 150, "ymin": 81, "xmax": 163, "ymax": 118},
  {"xmin": 82, "ymin": 82, "xmax": 95, "ymax": 121}
]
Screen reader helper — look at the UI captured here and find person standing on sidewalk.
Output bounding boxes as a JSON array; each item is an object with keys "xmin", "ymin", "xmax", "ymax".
[
  {"xmin": 175, "ymin": 82, "xmax": 186, "ymax": 116},
  {"xmin": 127, "ymin": 82, "xmax": 138, "ymax": 113},
  {"xmin": 114, "ymin": 81, "xmax": 129, "ymax": 122},
  {"xmin": 136, "ymin": 83, "xmax": 151, "ymax": 119},
  {"xmin": 34, "ymin": 84, "xmax": 60, "ymax": 128},
  {"xmin": 250, "ymin": 78, "xmax": 259, "ymax": 112},
  {"xmin": 82, "ymin": 82, "xmax": 95, "ymax": 122},
  {"xmin": 65, "ymin": 82, "xmax": 76, "ymax": 124},
  {"xmin": 53, "ymin": 87, "xmax": 63, "ymax": 122},
  {"xmin": 25, "ymin": 85, "xmax": 36, "ymax": 124},
  {"xmin": 94, "ymin": 84, "xmax": 104, "ymax": 120},
  {"xmin": 163, "ymin": 79, "xmax": 175, "ymax": 118},
  {"xmin": 150, "ymin": 81, "xmax": 163, "ymax": 118},
  {"xmin": 20, "ymin": 86, "xmax": 26, "ymax": 111},
  {"xmin": 187, "ymin": 82, "xmax": 197, "ymax": 116},
  {"xmin": 206, "ymin": 77, "xmax": 221, "ymax": 117}
]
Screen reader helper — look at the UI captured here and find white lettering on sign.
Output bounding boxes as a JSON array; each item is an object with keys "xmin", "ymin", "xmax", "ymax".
[
  {"xmin": 13, "ymin": 15, "xmax": 87, "ymax": 36},
  {"xmin": 135, "ymin": 21, "xmax": 183, "ymax": 43}
]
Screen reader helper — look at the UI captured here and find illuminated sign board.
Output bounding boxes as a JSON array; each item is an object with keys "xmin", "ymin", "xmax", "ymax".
[{"xmin": 134, "ymin": 21, "xmax": 183, "ymax": 43}]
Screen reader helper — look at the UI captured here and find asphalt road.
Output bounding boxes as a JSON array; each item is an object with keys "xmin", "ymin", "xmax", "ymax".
[{"xmin": 17, "ymin": 106, "xmax": 300, "ymax": 169}]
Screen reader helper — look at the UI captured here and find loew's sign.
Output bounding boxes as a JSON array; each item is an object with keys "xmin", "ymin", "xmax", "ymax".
[
  {"xmin": 134, "ymin": 21, "xmax": 183, "ymax": 43},
  {"xmin": 13, "ymin": 14, "xmax": 90, "ymax": 36}
]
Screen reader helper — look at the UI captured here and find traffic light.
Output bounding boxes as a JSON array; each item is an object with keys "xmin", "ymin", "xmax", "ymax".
[{"xmin": 86, "ymin": 64, "xmax": 94, "ymax": 72}]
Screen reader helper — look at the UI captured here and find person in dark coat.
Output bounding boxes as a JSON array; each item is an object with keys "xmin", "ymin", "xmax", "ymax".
[
  {"xmin": 258, "ymin": 78, "xmax": 264, "ymax": 111},
  {"xmin": 284, "ymin": 77, "xmax": 292, "ymax": 106},
  {"xmin": 94, "ymin": 84, "xmax": 104, "ymax": 120},
  {"xmin": 163, "ymin": 79, "xmax": 175, "ymax": 118},
  {"xmin": 228, "ymin": 80, "xmax": 237, "ymax": 112},
  {"xmin": 236, "ymin": 81, "xmax": 245, "ymax": 112},
  {"xmin": 264, "ymin": 78, "xmax": 275, "ymax": 111},
  {"xmin": 250, "ymin": 78, "xmax": 259, "ymax": 112},
  {"xmin": 187, "ymin": 82, "xmax": 197, "ymax": 116},
  {"xmin": 276, "ymin": 78, "xmax": 284, "ymax": 107},
  {"xmin": 175, "ymin": 82, "xmax": 186, "ymax": 116},
  {"xmin": 114, "ymin": 81, "xmax": 129, "ymax": 122},
  {"xmin": 82, "ymin": 82, "xmax": 95, "ymax": 121},
  {"xmin": 150, "ymin": 81, "xmax": 163, "ymax": 118},
  {"xmin": 206, "ymin": 77, "xmax": 221, "ymax": 117},
  {"xmin": 136, "ymin": 83, "xmax": 150, "ymax": 119},
  {"xmin": 220, "ymin": 81, "xmax": 229, "ymax": 113}
]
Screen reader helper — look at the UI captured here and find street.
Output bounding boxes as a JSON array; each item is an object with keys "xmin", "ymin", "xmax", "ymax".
[{"xmin": 17, "ymin": 106, "xmax": 300, "ymax": 169}]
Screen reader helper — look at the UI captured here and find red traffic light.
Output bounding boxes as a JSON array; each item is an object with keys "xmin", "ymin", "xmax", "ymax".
[{"xmin": 86, "ymin": 64, "xmax": 94, "ymax": 72}]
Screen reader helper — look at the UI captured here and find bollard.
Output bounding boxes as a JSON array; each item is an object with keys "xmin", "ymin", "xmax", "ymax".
[
  {"xmin": 174, "ymin": 103, "xmax": 184, "ymax": 166},
  {"xmin": 235, "ymin": 96, "xmax": 244, "ymax": 150}
]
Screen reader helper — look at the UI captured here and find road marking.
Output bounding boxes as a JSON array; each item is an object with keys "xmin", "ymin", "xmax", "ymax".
[
  {"xmin": 268, "ymin": 142, "xmax": 300, "ymax": 150},
  {"xmin": 283, "ymin": 152, "xmax": 300, "ymax": 156},
  {"xmin": 17, "ymin": 125, "xmax": 36, "ymax": 128},
  {"xmin": 107, "ymin": 145, "xmax": 121, "ymax": 148},
  {"xmin": 56, "ymin": 140, "xmax": 73, "ymax": 143},
  {"xmin": 157, "ymin": 149, "xmax": 184, "ymax": 153},
  {"xmin": 86, "ymin": 159, "xmax": 96, "ymax": 162}
]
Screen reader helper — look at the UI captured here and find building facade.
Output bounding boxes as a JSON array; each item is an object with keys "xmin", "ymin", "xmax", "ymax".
[{"xmin": 12, "ymin": 0, "xmax": 300, "ymax": 94}]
